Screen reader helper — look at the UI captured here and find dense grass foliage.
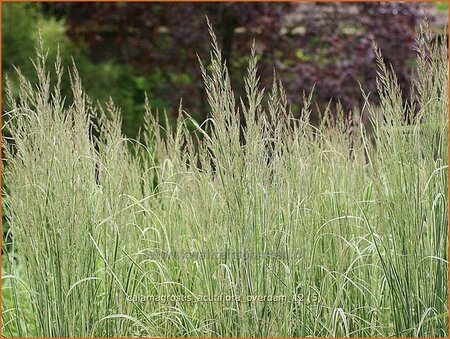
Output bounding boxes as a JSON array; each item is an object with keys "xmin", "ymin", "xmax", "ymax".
[{"xmin": 2, "ymin": 26, "xmax": 448, "ymax": 337}]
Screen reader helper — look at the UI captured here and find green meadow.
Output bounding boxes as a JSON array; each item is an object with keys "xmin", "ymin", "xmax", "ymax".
[{"xmin": 1, "ymin": 25, "xmax": 448, "ymax": 337}]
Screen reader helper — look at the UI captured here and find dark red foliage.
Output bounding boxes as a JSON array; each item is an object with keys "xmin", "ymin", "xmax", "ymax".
[
  {"xmin": 47, "ymin": 2, "xmax": 430, "ymax": 122},
  {"xmin": 278, "ymin": 2, "xmax": 425, "ymax": 119}
]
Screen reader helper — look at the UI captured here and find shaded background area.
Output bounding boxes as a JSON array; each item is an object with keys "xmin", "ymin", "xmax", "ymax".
[{"xmin": 2, "ymin": 2, "xmax": 448, "ymax": 137}]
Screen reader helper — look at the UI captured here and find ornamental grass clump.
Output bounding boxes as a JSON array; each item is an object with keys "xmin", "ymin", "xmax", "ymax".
[{"xmin": 2, "ymin": 25, "xmax": 448, "ymax": 337}]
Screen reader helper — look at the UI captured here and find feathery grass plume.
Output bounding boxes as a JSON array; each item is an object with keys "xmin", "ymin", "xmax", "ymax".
[{"xmin": 2, "ymin": 23, "xmax": 448, "ymax": 337}]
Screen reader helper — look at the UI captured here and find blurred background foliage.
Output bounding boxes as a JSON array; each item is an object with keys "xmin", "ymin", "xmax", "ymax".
[{"xmin": 2, "ymin": 2, "xmax": 448, "ymax": 137}]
